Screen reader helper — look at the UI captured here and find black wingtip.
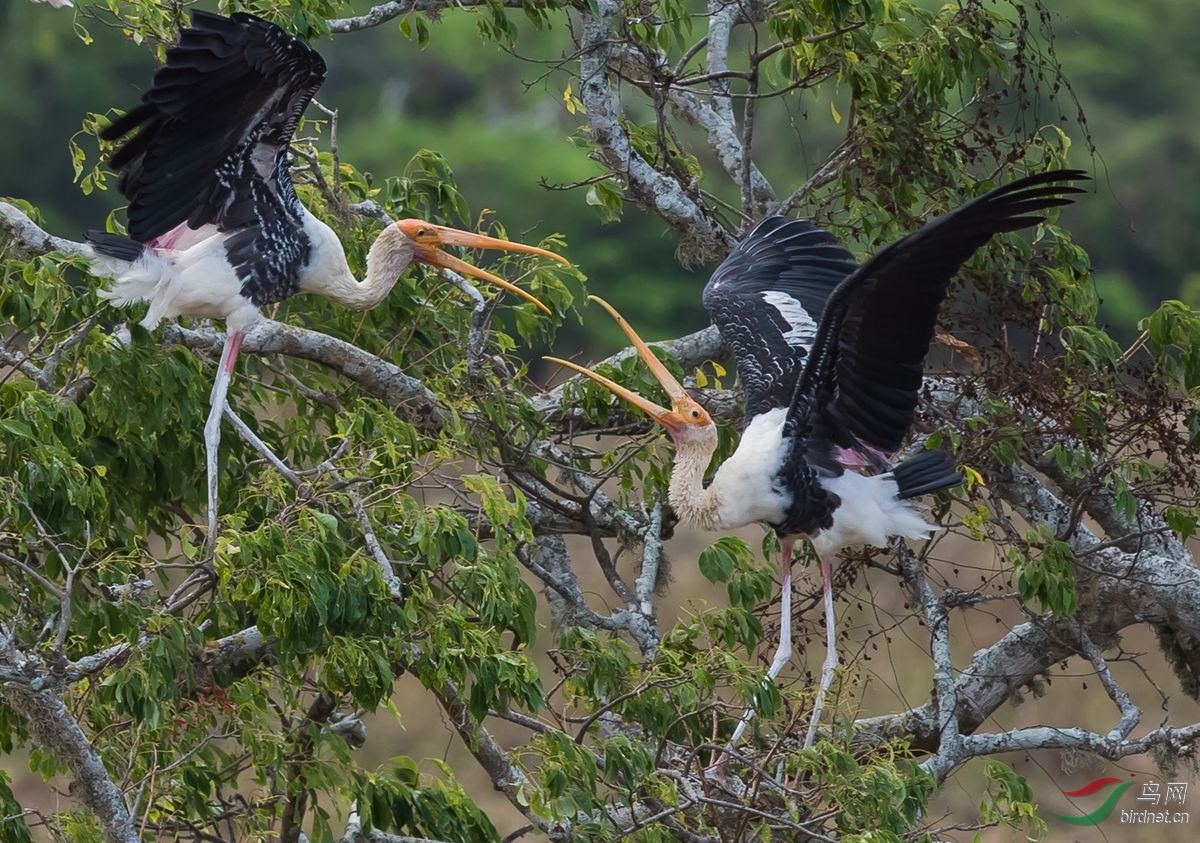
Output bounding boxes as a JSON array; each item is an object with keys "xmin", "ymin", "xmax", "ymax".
[
  {"xmin": 85, "ymin": 230, "xmax": 144, "ymax": 262},
  {"xmin": 100, "ymin": 103, "xmax": 156, "ymax": 143},
  {"xmin": 950, "ymin": 169, "xmax": 1088, "ymax": 234},
  {"xmin": 1015, "ymin": 167, "xmax": 1090, "ymax": 182},
  {"xmin": 891, "ymin": 450, "xmax": 963, "ymax": 499},
  {"xmin": 1001, "ymin": 168, "xmax": 1091, "ymax": 196}
]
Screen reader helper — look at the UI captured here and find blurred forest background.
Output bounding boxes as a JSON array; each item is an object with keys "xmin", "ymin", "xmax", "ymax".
[{"xmin": 3, "ymin": 0, "xmax": 1198, "ymax": 355}]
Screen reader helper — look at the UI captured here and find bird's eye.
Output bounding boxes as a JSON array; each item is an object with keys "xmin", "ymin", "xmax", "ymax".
[
  {"xmin": 417, "ymin": 228, "xmax": 429, "ymax": 237},
  {"xmin": 690, "ymin": 409, "xmax": 702, "ymax": 419}
]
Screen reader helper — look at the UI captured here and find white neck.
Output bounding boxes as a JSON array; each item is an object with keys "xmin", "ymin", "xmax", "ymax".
[
  {"xmin": 300, "ymin": 217, "xmax": 414, "ymax": 311},
  {"xmin": 669, "ymin": 408, "xmax": 793, "ymax": 532},
  {"xmin": 667, "ymin": 442, "xmax": 727, "ymax": 531}
]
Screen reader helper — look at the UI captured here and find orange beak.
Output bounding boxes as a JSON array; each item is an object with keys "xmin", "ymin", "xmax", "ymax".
[
  {"xmin": 546, "ymin": 295, "xmax": 712, "ymax": 433},
  {"xmin": 397, "ymin": 219, "xmax": 569, "ymax": 314}
]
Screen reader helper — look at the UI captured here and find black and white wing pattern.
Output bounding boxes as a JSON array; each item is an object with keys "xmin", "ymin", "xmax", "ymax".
[
  {"xmin": 102, "ymin": 11, "xmax": 327, "ymax": 304},
  {"xmin": 793, "ymin": 170, "xmax": 1088, "ymax": 457},
  {"xmin": 702, "ymin": 217, "xmax": 859, "ymax": 423}
]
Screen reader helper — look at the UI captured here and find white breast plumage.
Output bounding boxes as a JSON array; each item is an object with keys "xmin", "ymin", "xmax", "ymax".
[{"xmin": 708, "ymin": 408, "xmax": 792, "ymax": 528}]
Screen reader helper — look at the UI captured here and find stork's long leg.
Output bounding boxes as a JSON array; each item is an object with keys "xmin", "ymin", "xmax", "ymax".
[
  {"xmin": 804, "ymin": 554, "xmax": 838, "ymax": 747},
  {"xmin": 204, "ymin": 330, "xmax": 244, "ymax": 552},
  {"xmin": 726, "ymin": 539, "xmax": 795, "ymax": 749}
]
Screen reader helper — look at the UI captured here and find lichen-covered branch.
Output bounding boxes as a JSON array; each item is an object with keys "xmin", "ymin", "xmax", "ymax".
[
  {"xmin": 1, "ymin": 682, "xmax": 138, "ymax": 843},
  {"xmin": 433, "ymin": 681, "xmax": 550, "ymax": 836},
  {"xmin": 703, "ymin": 0, "xmax": 775, "ymax": 219},
  {"xmin": 0, "ymin": 201, "xmax": 87, "ymax": 258},
  {"xmin": 578, "ymin": 0, "xmax": 732, "ymax": 256},
  {"xmin": 339, "ymin": 804, "xmax": 454, "ymax": 843},
  {"xmin": 1074, "ymin": 623, "xmax": 1141, "ymax": 741},
  {"xmin": 852, "ymin": 616, "xmax": 1077, "ymax": 747},
  {"xmin": 163, "ymin": 323, "xmax": 447, "ymax": 434},
  {"xmin": 327, "ymin": 0, "xmax": 528, "ymax": 34},
  {"xmin": 634, "ymin": 502, "xmax": 664, "ymax": 617},
  {"xmin": 704, "ymin": 0, "xmax": 739, "ymax": 137},
  {"xmin": 954, "ymin": 722, "xmax": 1200, "ymax": 771},
  {"xmin": 860, "ymin": 453, "xmax": 1200, "ymax": 771},
  {"xmin": 897, "ymin": 544, "xmax": 962, "ymax": 777},
  {"xmin": 51, "ymin": 624, "xmax": 274, "ymax": 693},
  {"xmin": 609, "ymin": 42, "xmax": 775, "ymax": 213}
]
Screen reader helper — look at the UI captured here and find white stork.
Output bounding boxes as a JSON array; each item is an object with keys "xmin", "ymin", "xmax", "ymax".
[
  {"xmin": 85, "ymin": 11, "xmax": 567, "ymax": 544},
  {"xmin": 549, "ymin": 170, "xmax": 1086, "ymax": 749}
]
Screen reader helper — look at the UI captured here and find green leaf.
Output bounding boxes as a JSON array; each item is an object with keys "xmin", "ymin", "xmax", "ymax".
[
  {"xmin": 698, "ymin": 536, "xmax": 750, "ymax": 583},
  {"xmin": 1164, "ymin": 506, "xmax": 1198, "ymax": 541}
]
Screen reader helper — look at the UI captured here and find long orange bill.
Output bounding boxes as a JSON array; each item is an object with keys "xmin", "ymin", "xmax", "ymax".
[
  {"xmin": 398, "ymin": 219, "xmax": 569, "ymax": 315},
  {"xmin": 545, "ymin": 295, "xmax": 710, "ymax": 432}
]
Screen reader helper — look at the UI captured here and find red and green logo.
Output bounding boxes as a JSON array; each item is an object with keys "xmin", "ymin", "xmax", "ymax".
[{"xmin": 1047, "ymin": 777, "xmax": 1133, "ymax": 825}]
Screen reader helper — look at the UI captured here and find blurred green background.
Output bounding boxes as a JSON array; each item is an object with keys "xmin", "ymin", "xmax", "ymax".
[{"xmin": 4, "ymin": 0, "xmax": 1197, "ymax": 354}]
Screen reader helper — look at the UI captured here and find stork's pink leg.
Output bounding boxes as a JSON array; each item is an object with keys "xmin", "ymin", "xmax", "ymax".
[
  {"xmin": 766, "ymin": 541, "xmax": 796, "ymax": 683},
  {"xmin": 804, "ymin": 554, "xmax": 838, "ymax": 747},
  {"xmin": 726, "ymin": 539, "xmax": 795, "ymax": 749},
  {"xmin": 204, "ymin": 331, "xmax": 244, "ymax": 552}
]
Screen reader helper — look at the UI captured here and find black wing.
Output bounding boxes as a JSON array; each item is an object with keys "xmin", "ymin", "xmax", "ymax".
[
  {"xmin": 793, "ymin": 169, "xmax": 1088, "ymax": 457},
  {"xmin": 103, "ymin": 12, "xmax": 326, "ymax": 302},
  {"xmin": 702, "ymin": 217, "xmax": 859, "ymax": 422}
]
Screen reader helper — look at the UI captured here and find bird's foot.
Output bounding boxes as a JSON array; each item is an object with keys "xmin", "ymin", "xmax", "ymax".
[
  {"xmin": 705, "ymin": 751, "xmax": 731, "ymax": 781},
  {"xmin": 802, "ymin": 554, "xmax": 840, "ymax": 747},
  {"xmin": 803, "ymin": 654, "xmax": 838, "ymax": 748},
  {"xmin": 223, "ymin": 406, "xmax": 300, "ymax": 487}
]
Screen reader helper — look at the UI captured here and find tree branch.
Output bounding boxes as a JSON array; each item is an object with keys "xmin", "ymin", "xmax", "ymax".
[
  {"xmin": 161, "ymin": 322, "xmax": 446, "ymax": 434},
  {"xmin": 433, "ymin": 681, "xmax": 552, "ymax": 837},
  {"xmin": 955, "ymin": 721, "xmax": 1200, "ymax": 769},
  {"xmin": 1074, "ymin": 623, "xmax": 1141, "ymax": 741},
  {"xmin": 610, "ymin": 45, "xmax": 775, "ymax": 212},
  {"xmin": 704, "ymin": 0, "xmax": 739, "ymax": 128},
  {"xmin": 327, "ymin": 0, "xmax": 528, "ymax": 34},
  {"xmin": 280, "ymin": 692, "xmax": 338, "ymax": 843},
  {"xmin": 339, "ymin": 802, "xmax": 454, "ymax": 842},
  {"xmin": 853, "ymin": 615, "xmax": 1075, "ymax": 748},
  {"xmin": 703, "ymin": 0, "xmax": 774, "ymax": 219},
  {"xmin": 49, "ymin": 624, "xmax": 273, "ymax": 694},
  {"xmin": 897, "ymin": 544, "xmax": 962, "ymax": 777},
  {"xmin": 858, "ymin": 461, "xmax": 1200, "ymax": 762},
  {"xmin": 0, "ymin": 201, "xmax": 87, "ymax": 258},
  {"xmin": 634, "ymin": 502, "xmax": 664, "ymax": 617},
  {"xmin": 0, "ymin": 678, "xmax": 138, "ymax": 843},
  {"xmin": 774, "ymin": 139, "xmax": 858, "ymax": 216},
  {"xmin": 578, "ymin": 0, "xmax": 732, "ymax": 257}
]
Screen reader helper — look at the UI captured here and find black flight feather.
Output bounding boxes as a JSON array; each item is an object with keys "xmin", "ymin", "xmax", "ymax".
[
  {"xmin": 890, "ymin": 450, "xmax": 963, "ymax": 500},
  {"xmin": 757, "ymin": 170, "xmax": 1086, "ymax": 538},
  {"xmin": 702, "ymin": 217, "xmax": 859, "ymax": 422},
  {"xmin": 792, "ymin": 169, "xmax": 1088, "ymax": 456},
  {"xmin": 84, "ymin": 231, "xmax": 144, "ymax": 263},
  {"xmin": 100, "ymin": 11, "xmax": 327, "ymax": 306}
]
